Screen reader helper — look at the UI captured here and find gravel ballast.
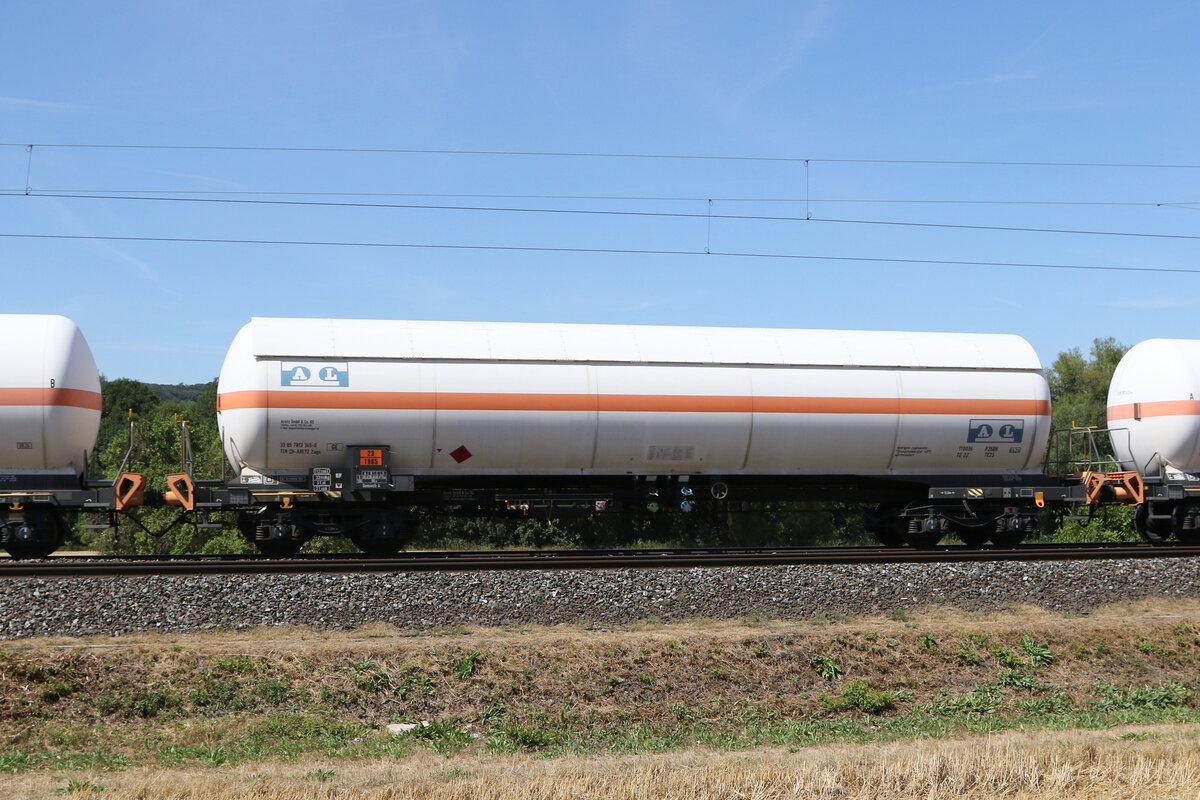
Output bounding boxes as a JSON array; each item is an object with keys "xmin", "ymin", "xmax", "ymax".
[{"xmin": 2, "ymin": 558, "xmax": 1198, "ymax": 639}]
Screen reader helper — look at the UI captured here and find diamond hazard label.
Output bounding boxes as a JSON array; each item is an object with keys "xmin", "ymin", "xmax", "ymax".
[{"xmin": 450, "ymin": 445, "xmax": 472, "ymax": 463}]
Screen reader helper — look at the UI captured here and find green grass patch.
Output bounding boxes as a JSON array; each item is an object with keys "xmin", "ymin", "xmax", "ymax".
[
  {"xmin": 817, "ymin": 680, "xmax": 907, "ymax": 714},
  {"xmin": 5, "ymin": 706, "xmax": 1200, "ymax": 773},
  {"xmin": 454, "ymin": 651, "xmax": 483, "ymax": 679}
]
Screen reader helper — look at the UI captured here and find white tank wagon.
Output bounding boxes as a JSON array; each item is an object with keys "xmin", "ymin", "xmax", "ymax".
[
  {"xmin": 0, "ymin": 315, "xmax": 146, "ymax": 558},
  {"xmin": 1108, "ymin": 339, "xmax": 1200, "ymax": 542},
  {"xmin": 0, "ymin": 314, "xmax": 102, "ymax": 473},
  {"xmin": 214, "ymin": 318, "xmax": 1055, "ymax": 554}
]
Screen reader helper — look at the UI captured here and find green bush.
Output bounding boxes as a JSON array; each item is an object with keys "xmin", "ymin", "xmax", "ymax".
[
  {"xmin": 1020, "ymin": 635, "xmax": 1054, "ymax": 668},
  {"xmin": 488, "ymin": 724, "xmax": 563, "ymax": 752},
  {"xmin": 1091, "ymin": 681, "xmax": 1193, "ymax": 711},
  {"xmin": 919, "ymin": 686, "xmax": 1005, "ymax": 716},
  {"xmin": 403, "ymin": 720, "xmax": 474, "ymax": 755},
  {"xmin": 254, "ymin": 679, "xmax": 293, "ymax": 705},
  {"xmin": 990, "ymin": 646, "xmax": 1022, "ymax": 669},
  {"xmin": 37, "ymin": 677, "xmax": 77, "ymax": 702},
  {"xmin": 93, "ymin": 692, "xmax": 122, "ymax": 717},
  {"xmin": 125, "ymin": 689, "xmax": 177, "ymax": 718},
  {"xmin": 995, "ymin": 670, "xmax": 1041, "ymax": 690},
  {"xmin": 454, "ymin": 651, "xmax": 483, "ymax": 679},
  {"xmin": 818, "ymin": 680, "xmax": 904, "ymax": 714},
  {"xmin": 1020, "ymin": 693, "xmax": 1074, "ymax": 715},
  {"xmin": 190, "ymin": 677, "xmax": 250, "ymax": 711},
  {"xmin": 211, "ymin": 655, "xmax": 257, "ymax": 673},
  {"xmin": 812, "ymin": 653, "xmax": 843, "ymax": 681}
]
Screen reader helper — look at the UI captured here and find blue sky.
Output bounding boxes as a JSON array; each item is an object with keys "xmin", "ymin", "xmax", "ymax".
[{"xmin": 2, "ymin": 1, "xmax": 1199, "ymax": 383}]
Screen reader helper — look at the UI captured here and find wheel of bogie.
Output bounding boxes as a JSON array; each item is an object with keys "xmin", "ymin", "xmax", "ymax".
[
  {"xmin": 351, "ymin": 520, "xmax": 407, "ymax": 556},
  {"xmin": 952, "ymin": 524, "xmax": 990, "ymax": 547},
  {"xmin": 352, "ymin": 537, "xmax": 403, "ymax": 556},
  {"xmin": 237, "ymin": 515, "xmax": 258, "ymax": 548},
  {"xmin": 254, "ymin": 538, "xmax": 305, "ymax": 557},
  {"xmin": 4, "ymin": 511, "xmax": 65, "ymax": 559},
  {"xmin": 872, "ymin": 531, "xmax": 904, "ymax": 547},
  {"xmin": 902, "ymin": 530, "xmax": 944, "ymax": 548},
  {"xmin": 902, "ymin": 520, "xmax": 945, "ymax": 551},
  {"xmin": 1132, "ymin": 503, "xmax": 1171, "ymax": 544},
  {"xmin": 238, "ymin": 514, "xmax": 306, "ymax": 556},
  {"xmin": 989, "ymin": 530, "xmax": 1027, "ymax": 547},
  {"xmin": 900, "ymin": 515, "xmax": 947, "ymax": 548},
  {"xmin": 1173, "ymin": 503, "xmax": 1200, "ymax": 544},
  {"xmin": 873, "ymin": 530, "xmax": 905, "ymax": 547},
  {"xmin": 865, "ymin": 522, "xmax": 904, "ymax": 547},
  {"xmin": 866, "ymin": 506, "xmax": 906, "ymax": 547}
]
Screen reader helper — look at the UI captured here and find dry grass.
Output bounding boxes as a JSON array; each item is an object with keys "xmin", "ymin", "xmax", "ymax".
[
  {"xmin": 3, "ymin": 600, "xmax": 1200, "ymax": 736},
  {"xmin": 5, "ymin": 601, "xmax": 1200, "ymax": 798},
  {"xmin": 5, "ymin": 725, "xmax": 1200, "ymax": 799},
  {"xmin": 5, "ymin": 601, "xmax": 1194, "ymax": 710},
  {"xmin": 9, "ymin": 598, "xmax": 1197, "ymax": 651}
]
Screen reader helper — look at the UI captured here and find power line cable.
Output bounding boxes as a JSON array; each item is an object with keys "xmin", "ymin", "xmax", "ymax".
[
  {"xmin": 808, "ymin": 216, "xmax": 1200, "ymax": 241},
  {"xmin": 7, "ymin": 191, "xmax": 1200, "ymax": 242},
  {"xmin": 4, "ymin": 142, "xmax": 1200, "ymax": 168},
  {"xmin": 3, "ymin": 187, "xmax": 1197, "ymax": 207},
  {"xmin": 1, "ymin": 231, "xmax": 1195, "ymax": 275}
]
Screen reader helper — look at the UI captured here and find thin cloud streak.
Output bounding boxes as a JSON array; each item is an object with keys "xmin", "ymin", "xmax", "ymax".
[
  {"xmin": 920, "ymin": 70, "xmax": 1040, "ymax": 94},
  {"xmin": 734, "ymin": 2, "xmax": 837, "ymax": 103},
  {"xmin": 1102, "ymin": 297, "xmax": 1200, "ymax": 311},
  {"xmin": 36, "ymin": 196, "xmax": 163, "ymax": 282},
  {"xmin": 0, "ymin": 96, "xmax": 83, "ymax": 112}
]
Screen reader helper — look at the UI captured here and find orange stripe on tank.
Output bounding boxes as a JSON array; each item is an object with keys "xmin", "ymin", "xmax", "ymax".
[
  {"xmin": 1108, "ymin": 399, "xmax": 1200, "ymax": 420},
  {"xmin": 218, "ymin": 389, "xmax": 1050, "ymax": 416},
  {"xmin": 0, "ymin": 387, "xmax": 102, "ymax": 411}
]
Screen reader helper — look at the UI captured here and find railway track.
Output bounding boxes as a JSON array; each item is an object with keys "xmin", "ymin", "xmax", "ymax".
[{"xmin": 4, "ymin": 542, "xmax": 1200, "ymax": 578}]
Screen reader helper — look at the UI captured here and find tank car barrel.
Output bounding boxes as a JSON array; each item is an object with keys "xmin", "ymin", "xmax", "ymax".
[{"xmin": 0, "ymin": 315, "xmax": 148, "ymax": 558}]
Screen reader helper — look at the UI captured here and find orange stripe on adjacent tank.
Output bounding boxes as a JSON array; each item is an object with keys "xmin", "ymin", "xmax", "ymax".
[
  {"xmin": 0, "ymin": 387, "xmax": 102, "ymax": 411},
  {"xmin": 218, "ymin": 390, "xmax": 1050, "ymax": 416},
  {"xmin": 1108, "ymin": 399, "xmax": 1200, "ymax": 421}
]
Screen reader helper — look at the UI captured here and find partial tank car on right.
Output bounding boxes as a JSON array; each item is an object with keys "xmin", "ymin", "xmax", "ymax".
[{"xmin": 1108, "ymin": 339, "xmax": 1200, "ymax": 542}]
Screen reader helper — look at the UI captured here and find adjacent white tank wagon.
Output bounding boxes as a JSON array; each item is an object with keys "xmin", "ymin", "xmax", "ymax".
[
  {"xmin": 1108, "ymin": 339, "xmax": 1200, "ymax": 476},
  {"xmin": 214, "ymin": 318, "xmax": 1055, "ymax": 554},
  {"xmin": 0, "ymin": 315, "xmax": 146, "ymax": 558},
  {"xmin": 1108, "ymin": 339, "xmax": 1200, "ymax": 542},
  {"xmin": 0, "ymin": 314, "xmax": 102, "ymax": 474}
]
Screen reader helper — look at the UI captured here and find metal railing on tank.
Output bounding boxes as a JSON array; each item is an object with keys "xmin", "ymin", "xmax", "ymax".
[
  {"xmin": 1043, "ymin": 426, "xmax": 1144, "ymax": 507},
  {"xmin": 1042, "ymin": 425, "xmax": 1122, "ymax": 478}
]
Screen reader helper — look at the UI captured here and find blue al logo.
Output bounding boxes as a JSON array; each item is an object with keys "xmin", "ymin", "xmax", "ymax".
[
  {"xmin": 967, "ymin": 419, "xmax": 1023, "ymax": 443},
  {"xmin": 281, "ymin": 362, "xmax": 349, "ymax": 387}
]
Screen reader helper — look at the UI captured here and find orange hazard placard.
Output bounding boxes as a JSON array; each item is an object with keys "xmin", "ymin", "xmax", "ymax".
[{"xmin": 358, "ymin": 449, "xmax": 384, "ymax": 466}]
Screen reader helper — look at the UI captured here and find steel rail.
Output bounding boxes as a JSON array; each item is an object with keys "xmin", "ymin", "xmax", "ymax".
[{"xmin": 3, "ymin": 542, "xmax": 1200, "ymax": 578}]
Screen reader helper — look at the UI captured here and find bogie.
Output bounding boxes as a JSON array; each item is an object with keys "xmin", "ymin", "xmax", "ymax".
[
  {"xmin": 2, "ymin": 510, "xmax": 66, "ymax": 559},
  {"xmin": 902, "ymin": 515, "xmax": 948, "ymax": 548},
  {"xmin": 238, "ymin": 514, "xmax": 308, "ymax": 556},
  {"xmin": 236, "ymin": 509, "xmax": 416, "ymax": 556},
  {"xmin": 348, "ymin": 518, "xmax": 415, "ymax": 556},
  {"xmin": 1130, "ymin": 501, "xmax": 1200, "ymax": 544},
  {"xmin": 865, "ymin": 505, "xmax": 1036, "ymax": 549}
]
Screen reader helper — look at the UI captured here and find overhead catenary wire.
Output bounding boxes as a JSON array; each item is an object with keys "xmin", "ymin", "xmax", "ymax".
[
  {"xmin": 5, "ymin": 141, "xmax": 1200, "ymax": 169},
  {"xmin": 6, "ymin": 191, "xmax": 1200, "ymax": 242},
  {"xmin": 1, "ymin": 231, "xmax": 1196, "ymax": 276},
  {"xmin": 3, "ymin": 188, "xmax": 1195, "ymax": 207},
  {"xmin": 6, "ymin": 143, "xmax": 1198, "ymax": 280}
]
